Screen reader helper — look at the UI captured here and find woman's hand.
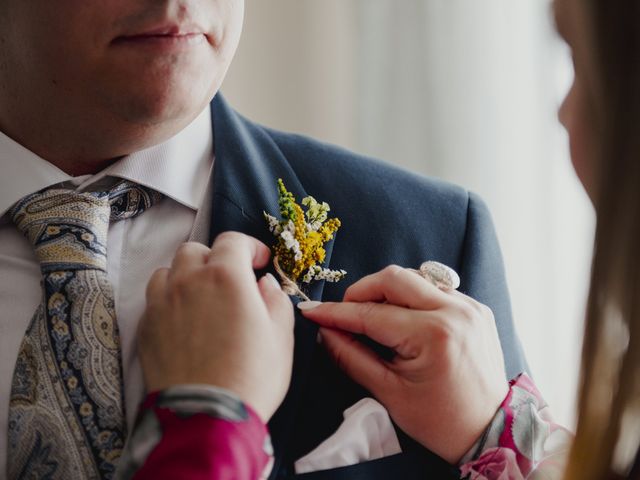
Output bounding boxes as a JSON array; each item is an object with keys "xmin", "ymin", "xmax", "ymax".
[
  {"xmin": 299, "ymin": 265, "xmax": 509, "ymax": 464},
  {"xmin": 138, "ymin": 232, "xmax": 295, "ymax": 423}
]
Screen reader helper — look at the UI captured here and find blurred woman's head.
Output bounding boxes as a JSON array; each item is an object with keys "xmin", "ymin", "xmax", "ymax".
[
  {"xmin": 556, "ymin": 0, "xmax": 600, "ymax": 201},
  {"xmin": 555, "ymin": 0, "xmax": 640, "ymax": 478}
]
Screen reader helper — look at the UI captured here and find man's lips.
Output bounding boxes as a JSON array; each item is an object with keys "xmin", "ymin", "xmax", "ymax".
[{"xmin": 112, "ymin": 23, "xmax": 209, "ymax": 47}]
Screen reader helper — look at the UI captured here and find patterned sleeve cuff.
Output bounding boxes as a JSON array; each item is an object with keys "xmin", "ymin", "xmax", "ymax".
[
  {"xmin": 116, "ymin": 385, "xmax": 273, "ymax": 480},
  {"xmin": 458, "ymin": 374, "xmax": 573, "ymax": 480}
]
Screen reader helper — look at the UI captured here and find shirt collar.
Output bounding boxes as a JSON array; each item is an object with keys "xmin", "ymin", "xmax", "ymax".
[{"xmin": 0, "ymin": 106, "xmax": 213, "ymax": 218}]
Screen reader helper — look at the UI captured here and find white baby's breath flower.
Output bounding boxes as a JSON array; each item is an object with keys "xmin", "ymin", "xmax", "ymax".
[
  {"xmin": 321, "ymin": 268, "xmax": 347, "ymax": 282},
  {"xmin": 263, "ymin": 212, "xmax": 283, "ymax": 235},
  {"xmin": 302, "ymin": 266, "xmax": 347, "ymax": 283},
  {"xmin": 306, "ymin": 221, "xmax": 322, "ymax": 232},
  {"xmin": 280, "ymin": 230, "xmax": 296, "ymax": 249},
  {"xmin": 302, "ymin": 265, "xmax": 322, "ymax": 283},
  {"xmin": 280, "ymin": 230, "xmax": 302, "ymax": 262},
  {"xmin": 302, "ymin": 196, "xmax": 330, "ymax": 232},
  {"xmin": 284, "ymin": 220, "xmax": 295, "ymax": 234}
]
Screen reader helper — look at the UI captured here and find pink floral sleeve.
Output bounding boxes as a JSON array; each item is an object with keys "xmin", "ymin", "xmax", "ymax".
[
  {"xmin": 115, "ymin": 385, "xmax": 273, "ymax": 480},
  {"xmin": 459, "ymin": 374, "xmax": 573, "ymax": 480}
]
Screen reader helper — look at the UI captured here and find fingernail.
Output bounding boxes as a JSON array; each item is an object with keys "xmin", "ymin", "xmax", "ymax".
[
  {"xmin": 297, "ymin": 300, "xmax": 322, "ymax": 311},
  {"xmin": 316, "ymin": 330, "xmax": 323, "ymax": 344},
  {"xmin": 264, "ymin": 273, "xmax": 281, "ymax": 290}
]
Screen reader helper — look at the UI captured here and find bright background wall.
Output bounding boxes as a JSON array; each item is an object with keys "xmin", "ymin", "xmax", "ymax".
[{"xmin": 222, "ymin": 0, "xmax": 595, "ymax": 428}]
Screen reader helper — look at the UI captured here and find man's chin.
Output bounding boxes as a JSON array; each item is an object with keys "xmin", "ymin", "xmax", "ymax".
[
  {"xmin": 123, "ymin": 97, "xmax": 199, "ymax": 127},
  {"xmin": 103, "ymin": 79, "xmax": 215, "ymax": 128},
  {"xmin": 98, "ymin": 48, "xmax": 218, "ymax": 119}
]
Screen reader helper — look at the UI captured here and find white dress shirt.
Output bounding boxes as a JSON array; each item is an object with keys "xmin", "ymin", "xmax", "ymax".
[{"xmin": 0, "ymin": 107, "xmax": 214, "ymax": 476}]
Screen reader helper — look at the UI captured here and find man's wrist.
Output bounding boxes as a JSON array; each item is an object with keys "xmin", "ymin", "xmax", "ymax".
[{"xmin": 143, "ymin": 384, "xmax": 255, "ymax": 419}]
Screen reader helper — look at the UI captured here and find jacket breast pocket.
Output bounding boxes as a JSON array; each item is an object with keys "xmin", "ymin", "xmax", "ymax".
[{"xmin": 281, "ymin": 451, "xmax": 460, "ymax": 479}]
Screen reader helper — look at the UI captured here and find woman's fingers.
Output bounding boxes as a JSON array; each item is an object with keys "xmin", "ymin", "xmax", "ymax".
[
  {"xmin": 343, "ymin": 265, "xmax": 452, "ymax": 310},
  {"xmin": 300, "ymin": 301, "xmax": 416, "ymax": 349},
  {"xmin": 303, "ymin": 262, "xmax": 509, "ymax": 465},
  {"xmin": 208, "ymin": 231, "xmax": 272, "ymax": 273},
  {"xmin": 162, "ymin": 234, "xmax": 271, "ymax": 287},
  {"xmin": 140, "ymin": 232, "xmax": 295, "ymax": 421},
  {"xmin": 169, "ymin": 242, "xmax": 209, "ymax": 275},
  {"xmin": 146, "ymin": 267, "xmax": 169, "ymax": 304},
  {"xmin": 258, "ymin": 273, "xmax": 294, "ymax": 328},
  {"xmin": 319, "ymin": 327, "xmax": 396, "ymax": 397}
]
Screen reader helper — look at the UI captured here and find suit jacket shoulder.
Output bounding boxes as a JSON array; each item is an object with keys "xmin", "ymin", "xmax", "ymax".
[{"xmin": 265, "ymin": 126, "xmax": 469, "ymax": 214}]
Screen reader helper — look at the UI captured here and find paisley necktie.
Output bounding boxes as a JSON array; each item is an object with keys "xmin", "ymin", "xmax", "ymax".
[{"xmin": 6, "ymin": 181, "xmax": 162, "ymax": 479}]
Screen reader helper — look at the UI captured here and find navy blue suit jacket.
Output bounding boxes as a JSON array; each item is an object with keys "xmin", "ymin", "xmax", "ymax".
[{"xmin": 207, "ymin": 95, "xmax": 528, "ymax": 479}]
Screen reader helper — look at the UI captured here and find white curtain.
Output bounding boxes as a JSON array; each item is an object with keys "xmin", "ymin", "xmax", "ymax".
[{"xmin": 222, "ymin": 0, "xmax": 594, "ymax": 428}]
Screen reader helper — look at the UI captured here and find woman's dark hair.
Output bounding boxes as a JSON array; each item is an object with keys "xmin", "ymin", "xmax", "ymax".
[{"xmin": 565, "ymin": 1, "xmax": 640, "ymax": 478}]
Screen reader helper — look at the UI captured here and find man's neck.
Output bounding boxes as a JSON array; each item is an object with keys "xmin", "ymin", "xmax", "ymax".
[
  {"xmin": 0, "ymin": 119, "xmax": 125, "ymax": 176},
  {"xmin": 49, "ymin": 156, "xmax": 123, "ymax": 176}
]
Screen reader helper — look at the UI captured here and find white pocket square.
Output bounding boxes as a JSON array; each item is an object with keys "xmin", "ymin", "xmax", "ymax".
[{"xmin": 294, "ymin": 397, "xmax": 402, "ymax": 474}]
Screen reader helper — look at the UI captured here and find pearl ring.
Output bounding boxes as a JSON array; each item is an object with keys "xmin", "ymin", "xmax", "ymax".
[{"xmin": 409, "ymin": 261, "xmax": 460, "ymax": 291}]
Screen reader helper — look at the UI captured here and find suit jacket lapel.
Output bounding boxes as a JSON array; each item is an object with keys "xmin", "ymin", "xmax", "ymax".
[{"xmin": 207, "ymin": 94, "xmax": 336, "ymax": 477}]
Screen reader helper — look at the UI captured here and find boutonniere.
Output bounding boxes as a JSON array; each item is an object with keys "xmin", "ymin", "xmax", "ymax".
[{"xmin": 264, "ymin": 179, "xmax": 346, "ymax": 301}]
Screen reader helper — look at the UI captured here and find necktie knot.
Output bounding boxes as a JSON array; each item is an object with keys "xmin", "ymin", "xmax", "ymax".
[{"xmin": 9, "ymin": 180, "xmax": 161, "ymax": 273}]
